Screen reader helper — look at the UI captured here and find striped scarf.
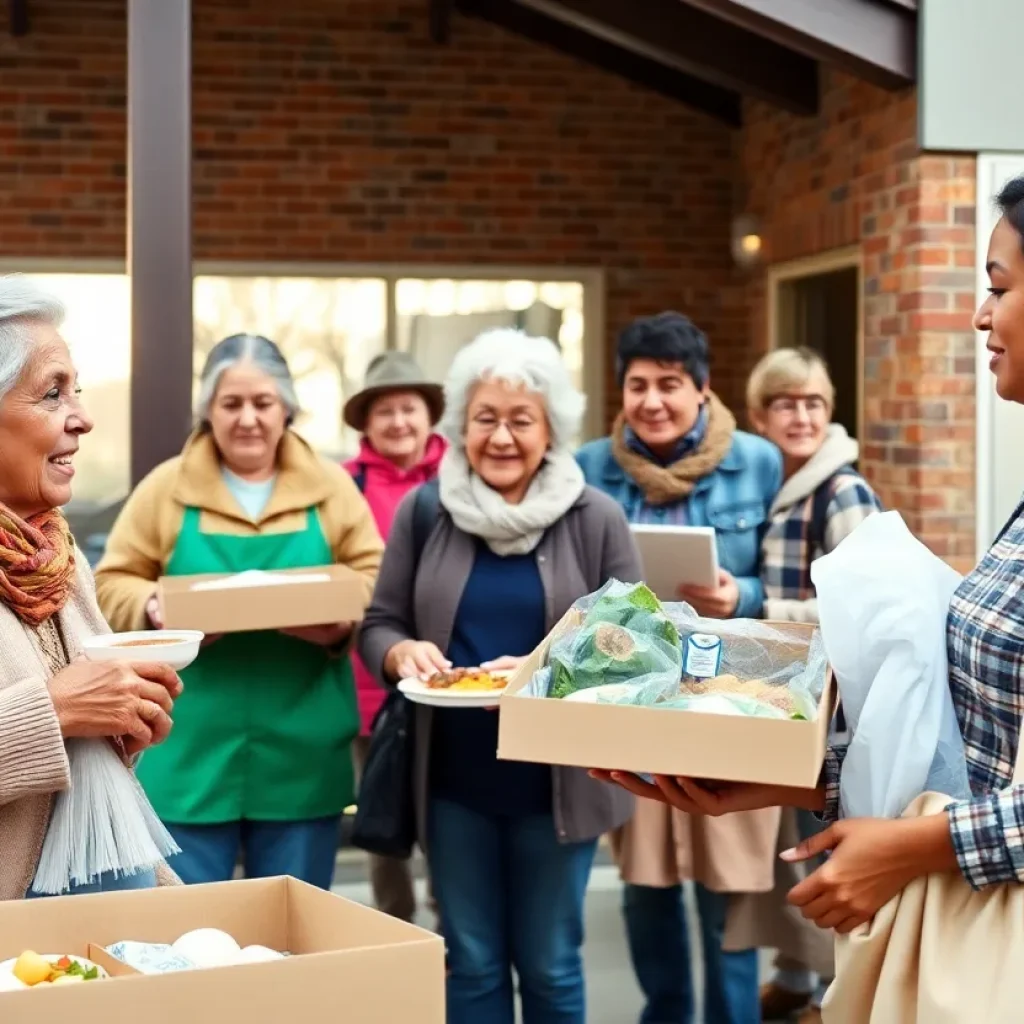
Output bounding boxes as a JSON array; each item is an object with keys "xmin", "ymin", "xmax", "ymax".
[{"xmin": 0, "ymin": 506, "xmax": 75, "ymax": 626}]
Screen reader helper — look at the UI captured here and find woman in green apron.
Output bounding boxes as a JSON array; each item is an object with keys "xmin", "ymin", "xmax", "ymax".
[{"xmin": 95, "ymin": 334, "xmax": 384, "ymax": 889}]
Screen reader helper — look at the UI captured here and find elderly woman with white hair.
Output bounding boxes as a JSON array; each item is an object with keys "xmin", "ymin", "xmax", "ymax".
[
  {"xmin": 95, "ymin": 333, "xmax": 383, "ymax": 889},
  {"xmin": 359, "ymin": 329, "xmax": 641, "ymax": 1024},
  {"xmin": 0, "ymin": 274, "xmax": 184, "ymax": 900}
]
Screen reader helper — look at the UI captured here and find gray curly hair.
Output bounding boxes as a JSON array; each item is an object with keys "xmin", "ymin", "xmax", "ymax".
[
  {"xmin": 439, "ymin": 328, "xmax": 585, "ymax": 452},
  {"xmin": 0, "ymin": 275, "xmax": 67, "ymax": 402}
]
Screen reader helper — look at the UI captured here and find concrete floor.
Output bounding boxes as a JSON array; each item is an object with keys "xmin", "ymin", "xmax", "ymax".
[{"xmin": 331, "ymin": 850, "xmax": 780, "ymax": 1024}]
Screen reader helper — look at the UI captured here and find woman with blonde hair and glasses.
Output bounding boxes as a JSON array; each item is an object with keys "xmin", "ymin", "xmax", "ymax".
[{"xmin": 726, "ymin": 346, "xmax": 880, "ymax": 1023}]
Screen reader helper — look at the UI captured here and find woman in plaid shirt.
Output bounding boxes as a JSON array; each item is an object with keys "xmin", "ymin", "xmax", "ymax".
[
  {"xmin": 748, "ymin": 348, "xmax": 881, "ymax": 624},
  {"xmin": 595, "ymin": 175, "xmax": 1024, "ymax": 961},
  {"xmin": 738, "ymin": 348, "xmax": 880, "ymax": 1022}
]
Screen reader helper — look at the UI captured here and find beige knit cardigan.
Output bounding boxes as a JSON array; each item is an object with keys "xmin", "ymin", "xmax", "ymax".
[{"xmin": 0, "ymin": 551, "xmax": 177, "ymax": 900}]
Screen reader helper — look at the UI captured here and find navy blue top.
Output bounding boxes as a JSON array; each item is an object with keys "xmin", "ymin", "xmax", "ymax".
[{"xmin": 429, "ymin": 541, "xmax": 552, "ymax": 817}]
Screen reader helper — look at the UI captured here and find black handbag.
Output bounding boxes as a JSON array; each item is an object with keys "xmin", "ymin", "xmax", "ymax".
[
  {"xmin": 351, "ymin": 688, "xmax": 417, "ymax": 858},
  {"xmin": 350, "ymin": 480, "xmax": 441, "ymax": 859}
]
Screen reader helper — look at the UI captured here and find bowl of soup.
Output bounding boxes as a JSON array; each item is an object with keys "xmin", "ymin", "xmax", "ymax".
[{"xmin": 81, "ymin": 630, "xmax": 205, "ymax": 671}]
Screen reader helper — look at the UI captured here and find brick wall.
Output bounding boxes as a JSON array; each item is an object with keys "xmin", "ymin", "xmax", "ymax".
[
  {"xmin": 0, "ymin": 0, "xmax": 744, "ymax": 426},
  {"xmin": 0, "ymin": 4, "xmax": 983, "ymax": 564},
  {"xmin": 739, "ymin": 71, "xmax": 978, "ymax": 570}
]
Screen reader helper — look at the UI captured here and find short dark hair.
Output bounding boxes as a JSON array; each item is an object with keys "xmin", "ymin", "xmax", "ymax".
[
  {"xmin": 615, "ymin": 312, "xmax": 709, "ymax": 389},
  {"xmin": 997, "ymin": 175, "xmax": 1024, "ymax": 251}
]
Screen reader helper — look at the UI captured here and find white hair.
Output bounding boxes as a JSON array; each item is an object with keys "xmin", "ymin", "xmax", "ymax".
[
  {"xmin": 0, "ymin": 275, "xmax": 66, "ymax": 402},
  {"xmin": 194, "ymin": 332, "xmax": 301, "ymax": 426},
  {"xmin": 440, "ymin": 328, "xmax": 586, "ymax": 451}
]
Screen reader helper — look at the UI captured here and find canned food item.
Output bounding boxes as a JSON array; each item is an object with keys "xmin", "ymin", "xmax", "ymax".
[{"xmin": 684, "ymin": 633, "xmax": 723, "ymax": 680}]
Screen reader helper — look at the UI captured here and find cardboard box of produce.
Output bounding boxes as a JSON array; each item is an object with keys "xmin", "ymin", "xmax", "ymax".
[
  {"xmin": 497, "ymin": 614, "xmax": 835, "ymax": 789},
  {"xmin": 0, "ymin": 877, "xmax": 444, "ymax": 1023},
  {"xmin": 158, "ymin": 565, "xmax": 370, "ymax": 634}
]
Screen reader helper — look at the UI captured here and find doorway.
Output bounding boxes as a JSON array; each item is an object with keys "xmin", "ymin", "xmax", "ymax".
[{"xmin": 768, "ymin": 248, "xmax": 862, "ymax": 445}]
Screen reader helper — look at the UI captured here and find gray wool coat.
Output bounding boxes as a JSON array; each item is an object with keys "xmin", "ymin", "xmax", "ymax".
[{"xmin": 358, "ymin": 484, "xmax": 642, "ymax": 848}]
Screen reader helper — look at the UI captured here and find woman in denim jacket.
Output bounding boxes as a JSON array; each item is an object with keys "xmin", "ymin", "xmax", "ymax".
[{"xmin": 576, "ymin": 312, "xmax": 781, "ymax": 1024}]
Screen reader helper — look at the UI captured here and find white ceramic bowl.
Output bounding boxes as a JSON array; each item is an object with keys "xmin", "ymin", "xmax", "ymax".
[
  {"xmin": 81, "ymin": 630, "xmax": 204, "ymax": 671},
  {"xmin": 0, "ymin": 953, "xmax": 109, "ymax": 988}
]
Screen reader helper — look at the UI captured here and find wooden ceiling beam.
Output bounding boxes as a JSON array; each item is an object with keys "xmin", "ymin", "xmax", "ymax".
[
  {"xmin": 429, "ymin": 0, "xmax": 453, "ymax": 44},
  {"xmin": 458, "ymin": 0, "xmax": 743, "ymax": 126},
  {"xmin": 9, "ymin": 0, "xmax": 28, "ymax": 36},
  {"xmin": 677, "ymin": 0, "xmax": 917, "ymax": 89},
  {"xmin": 515, "ymin": 0, "xmax": 818, "ymax": 115}
]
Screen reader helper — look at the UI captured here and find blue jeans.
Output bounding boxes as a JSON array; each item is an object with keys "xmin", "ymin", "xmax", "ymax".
[
  {"xmin": 624, "ymin": 882, "xmax": 759, "ymax": 1024},
  {"xmin": 427, "ymin": 798, "xmax": 596, "ymax": 1024},
  {"xmin": 26, "ymin": 867, "xmax": 157, "ymax": 899},
  {"xmin": 165, "ymin": 816, "xmax": 341, "ymax": 889}
]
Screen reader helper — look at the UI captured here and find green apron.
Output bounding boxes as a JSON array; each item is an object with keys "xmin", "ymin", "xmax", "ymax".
[{"xmin": 137, "ymin": 506, "xmax": 359, "ymax": 824}]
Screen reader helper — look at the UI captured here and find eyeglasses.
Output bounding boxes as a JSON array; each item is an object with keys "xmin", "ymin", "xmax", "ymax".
[
  {"xmin": 467, "ymin": 415, "xmax": 540, "ymax": 436},
  {"xmin": 766, "ymin": 394, "xmax": 829, "ymax": 416}
]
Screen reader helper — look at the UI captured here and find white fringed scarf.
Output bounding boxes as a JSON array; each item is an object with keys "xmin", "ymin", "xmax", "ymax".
[{"xmin": 29, "ymin": 618, "xmax": 178, "ymax": 896}]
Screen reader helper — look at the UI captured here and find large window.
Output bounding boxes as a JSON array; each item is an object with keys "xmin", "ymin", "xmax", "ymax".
[{"xmin": 2, "ymin": 264, "xmax": 603, "ymax": 539}]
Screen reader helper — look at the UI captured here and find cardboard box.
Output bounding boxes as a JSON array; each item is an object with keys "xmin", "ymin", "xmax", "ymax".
[
  {"xmin": 159, "ymin": 565, "xmax": 369, "ymax": 633},
  {"xmin": 498, "ymin": 614, "xmax": 834, "ymax": 788},
  {"xmin": 0, "ymin": 877, "xmax": 444, "ymax": 1022}
]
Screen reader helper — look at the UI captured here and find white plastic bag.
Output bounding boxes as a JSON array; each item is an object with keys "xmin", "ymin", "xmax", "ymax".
[{"xmin": 811, "ymin": 511, "xmax": 971, "ymax": 819}]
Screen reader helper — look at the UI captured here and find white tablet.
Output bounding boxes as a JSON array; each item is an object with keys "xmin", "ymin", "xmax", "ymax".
[{"xmin": 629, "ymin": 524, "xmax": 720, "ymax": 600}]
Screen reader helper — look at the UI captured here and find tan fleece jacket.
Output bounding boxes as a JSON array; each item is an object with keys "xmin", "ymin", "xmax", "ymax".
[{"xmin": 95, "ymin": 430, "xmax": 384, "ymax": 632}]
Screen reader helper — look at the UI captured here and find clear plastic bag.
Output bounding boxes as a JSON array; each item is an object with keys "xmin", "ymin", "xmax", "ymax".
[
  {"xmin": 811, "ymin": 511, "xmax": 971, "ymax": 819},
  {"xmin": 574, "ymin": 579, "xmax": 680, "ymax": 648},
  {"xmin": 531, "ymin": 580, "xmax": 683, "ymax": 700},
  {"xmin": 605, "ymin": 602, "xmax": 828, "ymax": 716},
  {"xmin": 548, "ymin": 621, "xmax": 681, "ymax": 700},
  {"xmin": 598, "ymin": 688, "xmax": 790, "ymax": 720}
]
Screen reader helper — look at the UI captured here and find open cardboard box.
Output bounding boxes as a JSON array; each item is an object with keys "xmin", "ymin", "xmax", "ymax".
[
  {"xmin": 0, "ymin": 877, "xmax": 444, "ymax": 1022},
  {"xmin": 158, "ymin": 564, "xmax": 369, "ymax": 634},
  {"xmin": 498, "ymin": 613, "xmax": 835, "ymax": 788}
]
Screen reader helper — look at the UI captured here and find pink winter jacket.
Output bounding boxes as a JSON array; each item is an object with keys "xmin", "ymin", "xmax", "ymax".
[{"xmin": 344, "ymin": 433, "xmax": 447, "ymax": 734}]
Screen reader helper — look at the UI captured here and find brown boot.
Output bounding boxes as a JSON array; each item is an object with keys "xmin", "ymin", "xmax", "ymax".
[{"xmin": 761, "ymin": 982, "xmax": 812, "ymax": 1020}]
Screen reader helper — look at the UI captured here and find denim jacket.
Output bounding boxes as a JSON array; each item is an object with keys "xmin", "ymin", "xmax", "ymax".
[{"xmin": 576, "ymin": 431, "xmax": 782, "ymax": 618}]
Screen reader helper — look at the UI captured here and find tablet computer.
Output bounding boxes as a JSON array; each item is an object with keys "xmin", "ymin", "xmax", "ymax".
[{"xmin": 630, "ymin": 524, "xmax": 720, "ymax": 600}]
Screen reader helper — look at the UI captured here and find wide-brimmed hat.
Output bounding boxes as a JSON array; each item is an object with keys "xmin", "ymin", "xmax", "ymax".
[{"xmin": 343, "ymin": 351, "xmax": 445, "ymax": 432}]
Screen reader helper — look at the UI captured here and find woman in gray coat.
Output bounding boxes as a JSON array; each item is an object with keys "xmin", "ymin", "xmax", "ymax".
[{"xmin": 359, "ymin": 329, "xmax": 640, "ymax": 1024}]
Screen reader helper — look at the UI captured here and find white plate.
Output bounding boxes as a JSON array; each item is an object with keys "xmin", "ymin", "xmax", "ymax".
[
  {"xmin": 398, "ymin": 671, "xmax": 512, "ymax": 708},
  {"xmin": 562, "ymin": 682, "xmax": 645, "ymax": 704},
  {"xmin": 0, "ymin": 953, "xmax": 109, "ymax": 989},
  {"xmin": 81, "ymin": 630, "xmax": 205, "ymax": 671}
]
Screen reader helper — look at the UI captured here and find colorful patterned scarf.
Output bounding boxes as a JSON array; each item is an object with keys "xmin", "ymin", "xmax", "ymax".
[{"xmin": 0, "ymin": 505, "xmax": 75, "ymax": 626}]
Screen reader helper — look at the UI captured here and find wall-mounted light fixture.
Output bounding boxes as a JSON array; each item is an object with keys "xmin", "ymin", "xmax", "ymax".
[{"xmin": 731, "ymin": 214, "xmax": 763, "ymax": 270}]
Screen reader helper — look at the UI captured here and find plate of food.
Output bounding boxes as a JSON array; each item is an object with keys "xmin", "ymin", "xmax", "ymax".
[
  {"xmin": 0, "ymin": 951, "xmax": 108, "ymax": 991},
  {"xmin": 398, "ymin": 668, "xmax": 513, "ymax": 708}
]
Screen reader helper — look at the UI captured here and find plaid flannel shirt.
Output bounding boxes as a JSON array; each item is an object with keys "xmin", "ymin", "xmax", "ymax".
[
  {"xmin": 761, "ymin": 470, "xmax": 881, "ymax": 613},
  {"xmin": 821, "ymin": 501, "xmax": 1024, "ymax": 890}
]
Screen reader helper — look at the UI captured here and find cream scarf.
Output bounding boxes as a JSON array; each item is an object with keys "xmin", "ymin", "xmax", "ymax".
[{"xmin": 438, "ymin": 447, "xmax": 586, "ymax": 556}]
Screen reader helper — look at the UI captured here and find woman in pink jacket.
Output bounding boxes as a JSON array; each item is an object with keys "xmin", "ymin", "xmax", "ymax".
[{"xmin": 343, "ymin": 351, "xmax": 446, "ymax": 921}]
